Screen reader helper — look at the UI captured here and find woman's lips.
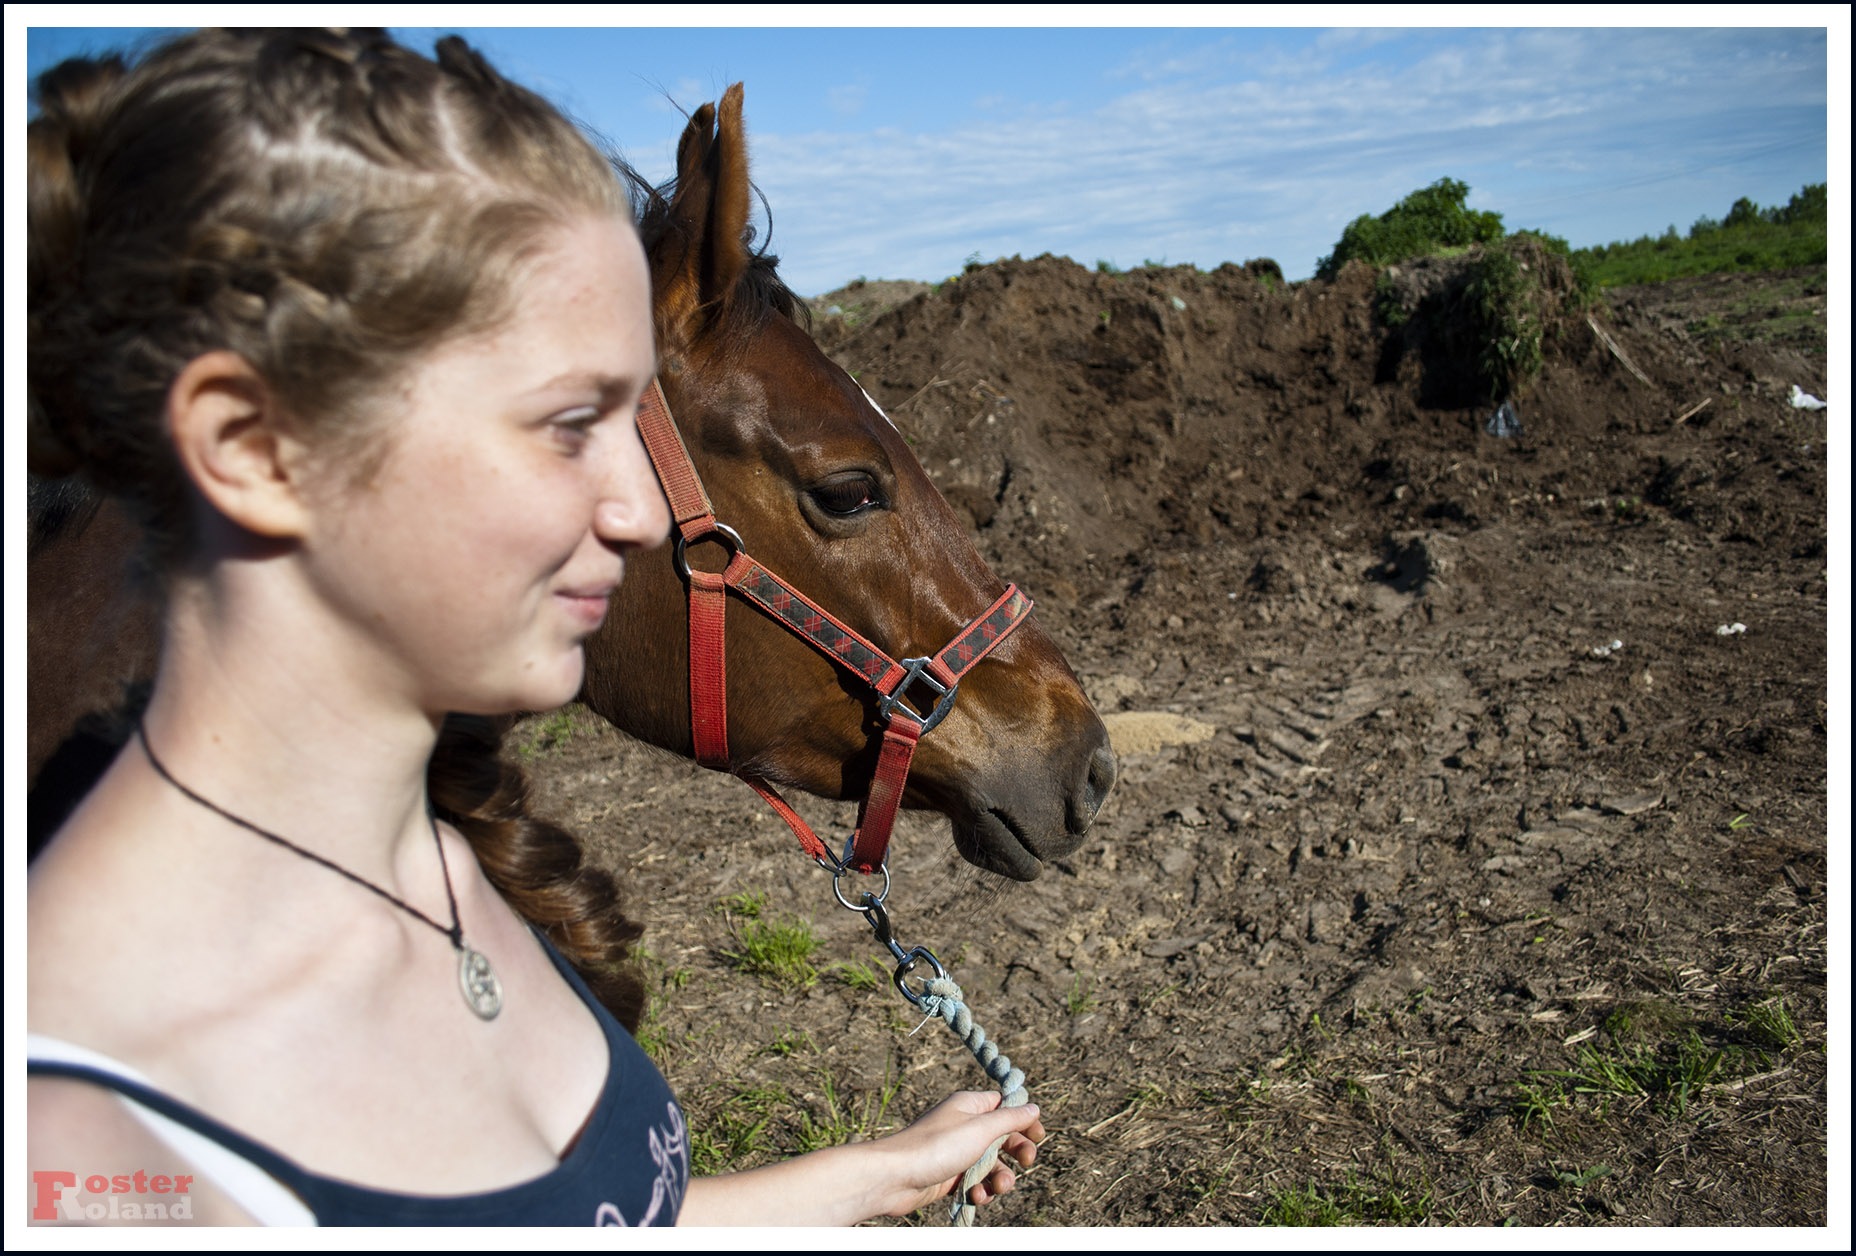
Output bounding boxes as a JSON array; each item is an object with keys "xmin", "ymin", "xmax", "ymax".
[{"xmin": 557, "ymin": 582, "xmax": 619, "ymax": 628}]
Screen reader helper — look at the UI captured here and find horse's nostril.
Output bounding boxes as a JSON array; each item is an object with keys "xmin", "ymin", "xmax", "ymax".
[{"xmin": 1070, "ymin": 741, "xmax": 1119, "ymax": 834}]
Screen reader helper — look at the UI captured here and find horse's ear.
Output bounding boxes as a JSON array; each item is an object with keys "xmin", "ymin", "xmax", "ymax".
[{"xmin": 655, "ymin": 83, "xmax": 753, "ymax": 345}]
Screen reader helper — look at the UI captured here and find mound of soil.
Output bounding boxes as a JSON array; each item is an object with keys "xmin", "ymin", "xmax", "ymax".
[{"xmin": 531, "ymin": 255, "xmax": 1828, "ymax": 1226}]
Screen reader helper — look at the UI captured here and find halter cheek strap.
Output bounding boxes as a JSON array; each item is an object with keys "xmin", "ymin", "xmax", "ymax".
[{"xmin": 634, "ymin": 379, "xmax": 1033, "ymax": 875}]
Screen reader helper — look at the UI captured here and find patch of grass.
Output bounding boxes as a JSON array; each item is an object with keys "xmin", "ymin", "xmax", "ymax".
[
  {"xmin": 827, "ymin": 959, "xmax": 882, "ymax": 992},
  {"xmin": 1512, "ymin": 1080, "xmax": 1567, "ymax": 1133},
  {"xmin": 719, "ymin": 898, "xmax": 820, "ymax": 991},
  {"xmin": 1259, "ymin": 1173, "xmax": 1443, "ymax": 1226},
  {"xmin": 792, "ymin": 1069, "xmax": 901, "ymax": 1155},
  {"xmin": 1065, "ymin": 975, "xmax": 1098, "ymax": 1016},
  {"xmin": 1546, "ymin": 1030, "xmax": 1727, "ymax": 1117},
  {"xmin": 717, "ymin": 889, "xmax": 766, "ymax": 919},
  {"xmin": 765, "ymin": 1029, "xmax": 814, "ymax": 1057},
  {"xmin": 689, "ymin": 1084, "xmax": 785, "ymax": 1176},
  {"xmin": 632, "ymin": 996, "xmax": 670, "ymax": 1063},
  {"xmin": 726, "ymin": 918, "xmax": 819, "ymax": 990},
  {"xmin": 1730, "ymin": 995, "xmax": 1802, "ymax": 1051},
  {"xmin": 1260, "ymin": 1185, "xmax": 1347, "ymax": 1226},
  {"xmin": 1601, "ymin": 998, "xmax": 1687, "ymax": 1045},
  {"xmin": 513, "ymin": 707, "xmax": 577, "ymax": 759}
]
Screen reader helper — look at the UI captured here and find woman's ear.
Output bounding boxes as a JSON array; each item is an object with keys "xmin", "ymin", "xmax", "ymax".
[{"xmin": 165, "ymin": 351, "xmax": 313, "ymax": 539}]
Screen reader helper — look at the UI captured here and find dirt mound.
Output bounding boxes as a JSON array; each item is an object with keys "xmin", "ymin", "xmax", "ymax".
[{"xmin": 529, "ymin": 255, "xmax": 1827, "ymax": 1226}]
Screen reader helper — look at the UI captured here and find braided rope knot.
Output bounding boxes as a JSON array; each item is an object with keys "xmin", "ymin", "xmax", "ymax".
[{"xmin": 919, "ymin": 974, "xmax": 1029, "ymax": 1227}]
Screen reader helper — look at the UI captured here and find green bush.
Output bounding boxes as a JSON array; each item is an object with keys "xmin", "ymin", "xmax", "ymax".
[{"xmin": 1316, "ymin": 178, "xmax": 1505, "ymax": 280}]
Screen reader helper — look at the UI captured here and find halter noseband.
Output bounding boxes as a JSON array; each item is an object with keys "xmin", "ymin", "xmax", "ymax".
[{"xmin": 634, "ymin": 379, "xmax": 1033, "ymax": 876}]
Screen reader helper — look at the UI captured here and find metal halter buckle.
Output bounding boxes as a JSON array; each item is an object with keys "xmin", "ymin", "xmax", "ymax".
[{"xmin": 876, "ymin": 656, "xmax": 959, "ymax": 734}]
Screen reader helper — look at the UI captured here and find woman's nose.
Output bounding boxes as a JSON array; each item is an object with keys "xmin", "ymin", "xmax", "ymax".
[{"xmin": 594, "ymin": 416, "xmax": 671, "ymax": 550}]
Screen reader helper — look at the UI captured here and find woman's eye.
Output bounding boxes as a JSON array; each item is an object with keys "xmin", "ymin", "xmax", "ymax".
[
  {"xmin": 809, "ymin": 475, "xmax": 882, "ymax": 517},
  {"xmin": 548, "ymin": 406, "xmax": 602, "ymax": 447}
]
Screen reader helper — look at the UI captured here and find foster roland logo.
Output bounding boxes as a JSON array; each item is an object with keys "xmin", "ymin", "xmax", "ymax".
[{"xmin": 30, "ymin": 1170, "xmax": 196, "ymax": 1223}]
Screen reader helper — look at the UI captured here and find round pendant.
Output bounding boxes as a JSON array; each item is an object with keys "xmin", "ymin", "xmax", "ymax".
[{"xmin": 458, "ymin": 945, "xmax": 503, "ymax": 1020}]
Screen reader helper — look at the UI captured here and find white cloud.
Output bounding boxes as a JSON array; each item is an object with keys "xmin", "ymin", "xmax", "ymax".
[
  {"xmin": 827, "ymin": 82, "xmax": 869, "ymax": 117},
  {"xmin": 739, "ymin": 28, "xmax": 1829, "ymax": 294}
]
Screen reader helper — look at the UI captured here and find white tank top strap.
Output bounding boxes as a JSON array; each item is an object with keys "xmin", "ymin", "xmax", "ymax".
[{"xmin": 27, "ymin": 1032, "xmax": 318, "ymax": 1226}]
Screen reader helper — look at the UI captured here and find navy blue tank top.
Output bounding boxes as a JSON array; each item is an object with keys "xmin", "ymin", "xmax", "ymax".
[{"xmin": 28, "ymin": 937, "xmax": 687, "ymax": 1226}]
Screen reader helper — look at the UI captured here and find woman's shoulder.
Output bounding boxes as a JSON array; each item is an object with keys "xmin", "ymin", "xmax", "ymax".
[{"xmin": 26, "ymin": 1058, "xmax": 268, "ymax": 1226}]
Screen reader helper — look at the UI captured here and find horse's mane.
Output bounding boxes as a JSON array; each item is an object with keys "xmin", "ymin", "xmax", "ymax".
[{"xmin": 28, "ymin": 475, "xmax": 104, "ymax": 557}]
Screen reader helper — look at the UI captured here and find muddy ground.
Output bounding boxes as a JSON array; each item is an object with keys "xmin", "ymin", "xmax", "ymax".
[{"xmin": 524, "ymin": 256, "xmax": 1831, "ymax": 1227}]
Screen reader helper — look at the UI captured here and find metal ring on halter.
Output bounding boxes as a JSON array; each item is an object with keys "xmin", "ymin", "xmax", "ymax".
[
  {"xmin": 830, "ymin": 861, "xmax": 892, "ymax": 911},
  {"xmin": 672, "ymin": 522, "xmax": 744, "ymax": 580}
]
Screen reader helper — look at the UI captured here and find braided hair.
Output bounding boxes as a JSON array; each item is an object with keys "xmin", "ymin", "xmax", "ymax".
[{"xmin": 29, "ymin": 28, "xmax": 649, "ymax": 1029}]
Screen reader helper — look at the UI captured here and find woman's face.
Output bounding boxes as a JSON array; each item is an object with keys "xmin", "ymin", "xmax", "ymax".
[{"xmin": 296, "ymin": 215, "xmax": 668, "ymax": 717}]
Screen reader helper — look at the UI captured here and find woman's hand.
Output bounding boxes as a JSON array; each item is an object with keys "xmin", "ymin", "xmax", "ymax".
[
  {"xmin": 677, "ymin": 1090, "xmax": 1045, "ymax": 1226},
  {"xmin": 871, "ymin": 1090, "xmax": 1046, "ymax": 1216}
]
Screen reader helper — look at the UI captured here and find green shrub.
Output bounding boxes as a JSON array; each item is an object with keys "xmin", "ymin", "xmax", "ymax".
[{"xmin": 1316, "ymin": 177, "xmax": 1505, "ymax": 279}]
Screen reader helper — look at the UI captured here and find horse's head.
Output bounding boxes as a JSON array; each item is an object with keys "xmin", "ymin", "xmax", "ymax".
[{"xmin": 585, "ymin": 86, "xmax": 1116, "ymax": 880}]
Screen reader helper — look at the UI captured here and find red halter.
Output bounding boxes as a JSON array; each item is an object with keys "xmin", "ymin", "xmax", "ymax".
[{"xmin": 633, "ymin": 379, "xmax": 1033, "ymax": 876}]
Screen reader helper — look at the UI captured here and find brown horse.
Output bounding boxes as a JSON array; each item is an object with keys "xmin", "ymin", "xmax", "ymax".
[{"xmin": 27, "ymin": 86, "xmax": 1116, "ymax": 880}]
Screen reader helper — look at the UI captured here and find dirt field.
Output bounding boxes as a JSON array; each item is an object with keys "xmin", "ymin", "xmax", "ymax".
[{"xmin": 523, "ymin": 255, "xmax": 1830, "ymax": 1227}]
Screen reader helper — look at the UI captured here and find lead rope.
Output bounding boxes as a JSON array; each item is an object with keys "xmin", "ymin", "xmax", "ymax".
[
  {"xmin": 835, "ymin": 876, "xmax": 1031, "ymax": 1226},
  {"xmin": 916, "ymin": 974, "xmax": 1030, "ymax": 1227}
]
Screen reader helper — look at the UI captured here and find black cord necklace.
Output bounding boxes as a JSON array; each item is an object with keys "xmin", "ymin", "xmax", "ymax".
[{"xmin": 136, "ymin": 722, "xmax": 503, "ymax": 1020}]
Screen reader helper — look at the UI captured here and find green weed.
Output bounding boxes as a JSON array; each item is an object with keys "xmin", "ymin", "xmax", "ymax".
[
  {"xmin": 689, "ymin": 1084, "xmax": 784, "ymax": 1176},
  {"xmin": 1731, "ymin": 995, "xmax": 1802, "ymax": 1051},
  {"xmin": 1546, "ymin": 1030, "xmax": 1726, "ymax": 1116},
  {"xmin": 827, "ymin": 959, "xmax": 882, "ymax": 992},
  {"xmin": 793, "ymin": 1069, "xmax": 900, "ymax": 1154},
  {"xmin": 1512, "ymin": 1080, "xmax": 1566, "ymax": 1133},
  {"xmin": 721, "ymin": 911, "xmax": 821, "ymax": 991},
  {"xmin": 514, "ymin": 707, "xmax": 577, "ymax": 759},
  {"xmin": 1065, "ymin": 975, "xmax": 1098, "ymax": 1015},
  {"xmin": 766, "ymin": 1029, "xmax": 814, "ymax": 1058},
  {"xmin": 717, "ymin": 890, "xmax": 766, "ymax": 919},
  {"xmin": 1554, "ymin": 1163, "xmax": 1613, "ymax": 1191},
  {"xmin": 1259, "ymin": 1174, "xmax": 1442, "ymax": 1226}
]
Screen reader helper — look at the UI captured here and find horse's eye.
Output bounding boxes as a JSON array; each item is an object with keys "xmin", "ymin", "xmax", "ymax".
[{"xmin": 809, "ymin": 475, "xmax": 882, "ymax": 517}]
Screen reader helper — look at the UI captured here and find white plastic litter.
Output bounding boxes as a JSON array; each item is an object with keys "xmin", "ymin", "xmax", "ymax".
[
  {"xmin": 1715, "ymin": 622, "xmax": 1747, "ymax": 636},
  {"xmin": 1789, "ymin": 385, "xmax": 1827, "ymax": 410},
  {"xmin": 1590, "ymin": 638, "xmax": 1624, "ymax": 658}
]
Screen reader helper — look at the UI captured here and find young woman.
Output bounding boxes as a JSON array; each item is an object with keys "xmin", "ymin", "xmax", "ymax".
[{"xmin": 26, "ymin": 28, "xmax": 1041, "ymax": 1227}]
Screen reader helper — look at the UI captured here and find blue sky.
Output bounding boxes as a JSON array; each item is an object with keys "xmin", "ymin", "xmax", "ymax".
[{"xmin": 14, "ymin": 12, "xmax": 1844, "ymax": 296}]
